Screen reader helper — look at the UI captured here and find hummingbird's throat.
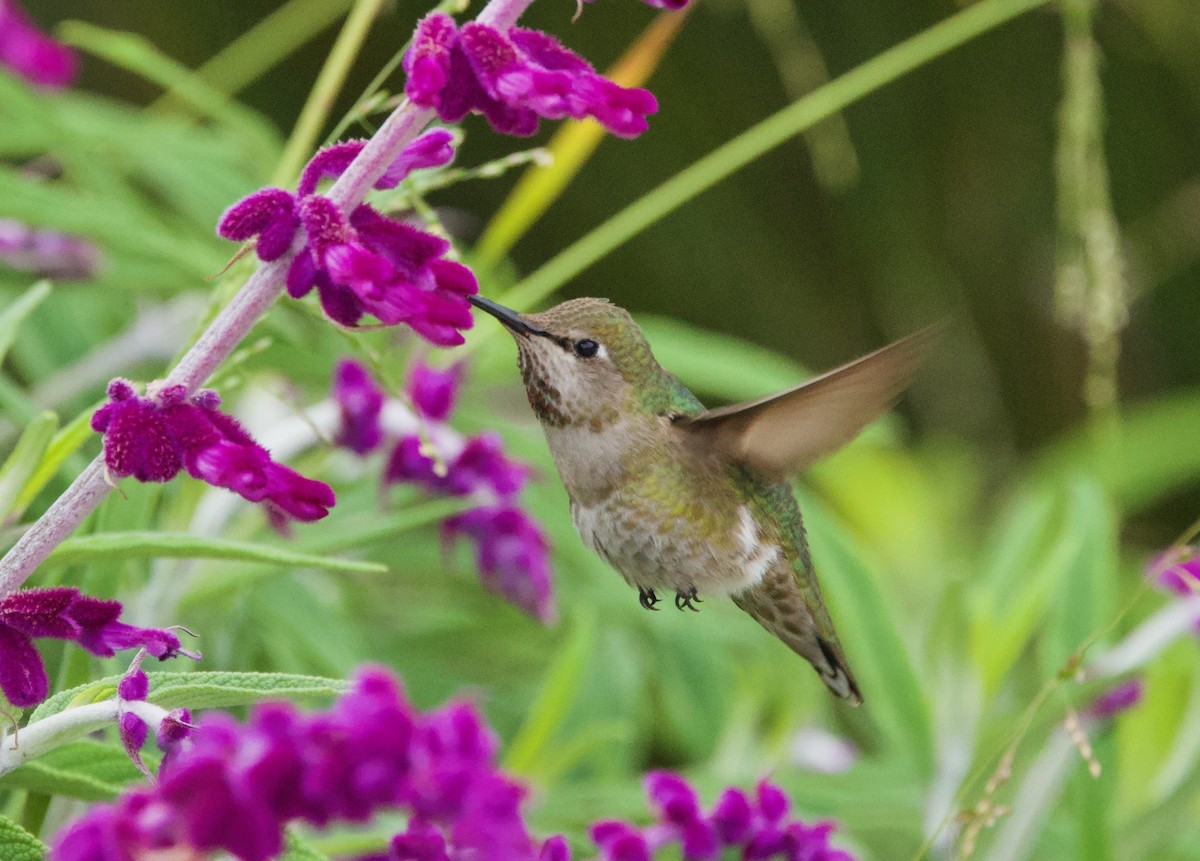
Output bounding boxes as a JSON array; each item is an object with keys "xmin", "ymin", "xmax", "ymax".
[{"xmin": 516, "ymin": 342, "xmax": 619, "ymax": 431}]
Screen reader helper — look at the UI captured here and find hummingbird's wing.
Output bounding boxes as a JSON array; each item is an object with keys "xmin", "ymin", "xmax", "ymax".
[{"xmin": 676, "ymin": 324, "xmax": 941, "ymax": 477}]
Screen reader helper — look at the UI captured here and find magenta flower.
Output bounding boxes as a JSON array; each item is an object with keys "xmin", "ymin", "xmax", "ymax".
[
  {"xmin": 444, "ymin": 506, "xmax": 555, "ymax": 623},
  {"xmin": 1150, "ymin": 546, "xmax": 1200, "ymax": 597},
  {"xmin": 0, "ymin": 219, "xmax": 100, "ymax": 279},
  {"xmin": 409, "ymin": 360, "xmax": 464, "ymax": 423},
  {"xmin": 1088, "ymin": 678, "xmax": 1144, "ymax": 720},
  {"xmin": 91, "ymin": 379, "xmax": 334, "ymax": 523},
  {"xmin": 218, "ymin": 130, "xmax": 477, "ymax": 345},
  {"xmin": 403, "ymin": 13, "xmax": 657, "ymax": 138},
  {"xmin": 0, "ymin": 1, "xmax": 76, "ymax": 89},
  {"xmin": 51, "ymin": 667, "xmax": 554, "ymax": 861},
  {"xmin": 334, "ymin": 359, "xmax": 387, "ymax": 454},
  {"xmin": 591, "ymin": 773, "xmax": 856, "ymax": 861},
  {"xmin": 330, "ymin": 359, "xmax": 556, "ymax": 622},
  {"xmin": 0, "ymin": 587, "xmax": 196, "ymax": 708}
]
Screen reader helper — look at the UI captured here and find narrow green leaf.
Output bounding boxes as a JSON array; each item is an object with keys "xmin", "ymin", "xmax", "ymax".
[
  {"xmin": 0, "ymin": 815, "xmax": 46, "ymax": 861},
  {"xmin": 0, "ymin": 411, "xmax": 57, "ymax": 521},
  {"xmin": 280, "ymin": 829, "xmax": 333, "ymax": 861},
  {"xmin": 11, "ymin": 406, "xmax": 96, "ymax": 517},
  {"xmin": 504, "ymin": 613, "xmax": 597, "ymax": 775},
  {"xmin": 798, "ymin": 490, "xmax": 934, "ymax": 776},
  {"xmin": 43, "ymin": 531, "xmax": 387, "ymax": 574},
  {"xmin": 0, "ymin": 280, "xmax": 51, "ymax": 366},
  {"xmin": 31, "ymin": 672, "xmax": 350, "ymax": 722},
  {"xmin": 0, "ymin": 739, "xmax": 148, "ymax": 802}
]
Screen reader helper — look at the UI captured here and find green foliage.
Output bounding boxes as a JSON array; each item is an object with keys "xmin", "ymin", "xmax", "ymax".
[
  {"xmin": 0, "ymin": 816, "xmax": 46, "ymax": 861},
  {"xmin": 2, "ymin": 0, "xmax": 1200, "ymax": 857}
]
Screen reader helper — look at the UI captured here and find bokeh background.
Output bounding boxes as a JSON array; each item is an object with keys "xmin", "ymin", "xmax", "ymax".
[{"xmin": 4, "ymin": 0, "xmax": 1200, "ymax": 859}]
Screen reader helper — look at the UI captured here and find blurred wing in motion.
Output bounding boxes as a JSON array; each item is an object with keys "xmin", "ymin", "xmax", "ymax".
[{"xmin": 676, "ymin": 323, "xmax": 942, "ymax": 478}]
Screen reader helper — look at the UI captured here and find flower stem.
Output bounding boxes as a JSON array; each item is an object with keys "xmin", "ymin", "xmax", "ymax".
[{"xmin": 0, "ymin": 0, "xmax": 539, "ymax": 600}]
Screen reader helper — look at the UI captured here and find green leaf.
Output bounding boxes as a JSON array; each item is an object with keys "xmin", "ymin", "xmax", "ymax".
[
  {"xmin": 0, "ymin": 739, "xmax": 149, "ymax": 802},
  {"xmin": 31, "ymin": 672, "xmax": 349, "ymax": 722},
  {"xmin": 43, "ymin": 531, "xmax": 387, "ymax": 574},
  {"xmin": 11, "ymin": 406, "xmax": 97, "ymax": 517},
  {"xmin": 798, "ymin": 490, "xmax": 934, "ymax": 776},
  {"xmin": 0, "ymin": 815, "xmax": 46, "ymax": 861},
  {"xmin": 0, "ymin": 280, "xmax": 51, "ymax": 366},
  {"xmin": 504, "ymin": 612, "xmax": 597, "ymax": 775},
  {"xmin": 0, "ymin": 411, "xmax": 57, "ymax": 522},
  {"xmin": 279, "ymin": 829, "xmax": 333, "ymax": 861}
]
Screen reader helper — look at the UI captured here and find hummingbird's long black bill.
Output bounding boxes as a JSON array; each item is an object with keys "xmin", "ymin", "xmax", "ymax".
[{"xmin": 467, "ymin": 294, "xmax": 550, "ymax": 338}]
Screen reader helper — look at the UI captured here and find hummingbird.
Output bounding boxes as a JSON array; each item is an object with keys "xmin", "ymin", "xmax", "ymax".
[{"xmin": 468, "ymin": 294, "xmax": 937, "ymax": 705}]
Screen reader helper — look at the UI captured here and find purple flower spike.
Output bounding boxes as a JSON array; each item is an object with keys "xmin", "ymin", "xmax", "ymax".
[
  {"xmin": 0, "ymin": 1, "xmax": 76, "ymax": 89},
  {"xmin": 404, "ymin": 13, "xmax": 657, "ymax": 139},
  {"xmin": 589, "ymin": 773, "xmax": 857, "ymax": 861},
  {"xmin": 1150, "ymin": 546, "xmax": 1200, "ymax": 597},
  {"xmin": 1089, "ymin": 678, "xmax": 1144, "ymax": 720},
  {"xmin": 335, "ymin": 359, "xmax": 387, "ymax": 454},
  {"xmin": 407, "ymin": 360, "xmax": 464, "ymax": 422},
  {"xmin": 444, "ymin": 506, "xmax": 556, "ymax": 623},
  {"xmin": 218, "ymin": 132, "xmax": 471, "ymax": 344},
  {"xmin": 53, "ymin": 667, "xmax": 546, "ymax": 861},
  {"xmin": 0, "ymin": 587, "xmax": 194, "ymax": 708},
  {"xmin": 0, "ymin": 219, "xmax": 100, "ymax": 279},
  {"xmin": 93, "ymin": 379, "xmax": 334, "ymax": 523}
]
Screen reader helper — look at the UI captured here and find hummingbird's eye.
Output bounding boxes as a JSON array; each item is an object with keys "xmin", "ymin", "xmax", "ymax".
[{"xmin": 574, "ymin": 339, "xmax": 600, "ymax": 358}]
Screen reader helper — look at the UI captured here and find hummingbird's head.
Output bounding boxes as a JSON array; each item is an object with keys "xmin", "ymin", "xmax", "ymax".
[{"xmin": 469, "ymin": 295, "xmax": 665, "ymax": 429}]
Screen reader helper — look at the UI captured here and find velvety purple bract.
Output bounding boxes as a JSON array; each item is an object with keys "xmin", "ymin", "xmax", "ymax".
[
  {"xmin": 443, "ymin": 506, "xmax": 555, "ymax": 623},
  {"xmin": 1152, "ymin": 547, "xmax": 1200, "ymax": 597},
  {"xmin": 591, "ymin": 773, "xmax": 856, "ymax": 861},
  {"xmin": 0, "ymin": 587, "xmax": 192, "ymax": 708},
  {"xmin": 92, "ymin": 379, "xmax": 334, "ymax": 523},
  {"xmin": 217, "ymin": 132, "xmax": 474, "ymax": 344},
  {"xmin": 403, "ymin": 13, "xmax": 657, "ymax": 138},
  {"xmin": 335, "ymin": 359, "xmax": 387, "ymax": 454},
  {"xmin": 52, "ymin": 667, "xmax": 545, "ymax": 861},
  {"xmin": 0, "ymin": 0, "xmax": 76, "ymax": 89},
  {"xmin": 407, "ymin": 360, "xmax": 464, "ymax": 422}
]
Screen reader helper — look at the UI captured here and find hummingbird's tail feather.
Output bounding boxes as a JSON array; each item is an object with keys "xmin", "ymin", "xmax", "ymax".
[{"xmin": 732, "ymin": 575, "xmax": 863, "ymax": 706}]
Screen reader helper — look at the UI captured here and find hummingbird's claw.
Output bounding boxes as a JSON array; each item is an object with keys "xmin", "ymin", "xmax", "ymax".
[
  {"xmin": 638, "ymin": 587, "xmax": 661, "ymax": 611},
  {"xmin": 675, "ymin": 588, "xmax": 701, "ymax": 612}
]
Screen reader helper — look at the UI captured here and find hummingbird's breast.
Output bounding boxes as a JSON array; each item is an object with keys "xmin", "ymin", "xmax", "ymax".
[{"xmin": 544, "ymin": 415, "xmax": 782, "ymax": 596}]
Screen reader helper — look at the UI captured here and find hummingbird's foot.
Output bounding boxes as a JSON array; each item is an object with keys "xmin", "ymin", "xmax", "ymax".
[
  {"xmin": 638, "ymin": 587, "xmax": 661, "ymax": 611},
  {"xmin": 675, "ymin": 588, "xmax": 701, "ymax": 612}
]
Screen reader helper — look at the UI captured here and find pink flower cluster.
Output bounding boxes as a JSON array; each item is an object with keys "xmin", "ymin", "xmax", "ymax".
[
  {"xmin": 92, "ymin": 379, "xmax": 334, "ymax": 524},
  {"xmin": 52, "ymin": 667, "xmax": 554, "ymax": 861},
  {"xmin": 218, "ymin": 130, "xmax": 477, "ymax": 345},
  {"xmin": 591, "ymin": 772, "xmax": 856, "ymax": 861},
  {"xmin": 404, "ymin": 13, "xmax": 657, "ymax": 138},
  {"xmin": 0, "ymin": 0, "xmax": 75, "ymax": 89},
  {"xmin": 0, "ymin": 587, "xmax": 196, "ymax": 707},
  {"xmin": 332, "ymin": 359, "xmax": 555, "ymax": 622}
]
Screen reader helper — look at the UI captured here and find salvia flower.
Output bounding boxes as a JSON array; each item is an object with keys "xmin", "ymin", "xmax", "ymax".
[
  {"xmin": 0, "ymin": 1, "xmax": 76, "ymax": 89},
  {"xmin": 330, "ymin": 359, "xmax": 555, "ymax": 622},
  {"xmin": 91, "ymin": 379, "xmax": 334, "ymax": 523},
  {"xmin": 403, "ymin": 13, "xmax": 657, "ymax": 138},
  {"xmin": 51, "ymin": 666, "xmax": 556, "ymax": 861},
  {"xmin": 0, "ymin": 219, "xmax": 100, "ymax": 279},
  {"xmin": 218, "ymin": 130, "xmax": 478, "ymax": 345},
  {"xmin": 1088, "ymin": 678, "xmax": 1144, "ymax": 720},
  {"xmin": 590, "ymin": 772, "xmax": 856, "ymax": 861},
  {"xmin": 0, "ymin": 587, "xmax": 196, "ymax": 708},
  {"xmin": 1150, "ymin": 545, "xmax": 1200, "ymax": 597}
]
